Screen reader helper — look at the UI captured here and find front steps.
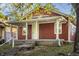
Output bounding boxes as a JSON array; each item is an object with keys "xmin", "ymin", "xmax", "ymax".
[
  {"xmin": 13, "ymin": 39, "xmax": 64, "ymax": 47},
  {"xmin": 14, "ymin": 40, "xmax": 36, "ymax": 48}
]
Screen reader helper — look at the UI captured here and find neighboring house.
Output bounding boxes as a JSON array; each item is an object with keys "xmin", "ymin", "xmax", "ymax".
[
  {"xmin": 0, "ymin": 21, "xmax": 5, "ymax": 41},
  {"xmin": 70, "ymin": 23, "xmax": 76, "ymax": 42},
  {"xmin": 6, "ymin": 5, "xmax": 76, "ymax": 46}
]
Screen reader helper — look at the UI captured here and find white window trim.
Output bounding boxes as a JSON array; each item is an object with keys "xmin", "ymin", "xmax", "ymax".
[
  {"xmin": 22, "ymin": 27, "xmax": 26, "ymax": 36},
  {"xmin": 54, "ymin": 23, "xmax": 62, "ymax": 34}
]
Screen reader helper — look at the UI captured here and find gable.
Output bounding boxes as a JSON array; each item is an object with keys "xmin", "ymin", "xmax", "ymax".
[{"xmin": 26, "ymin": 7, "xmax": 61, "ymax": 19}]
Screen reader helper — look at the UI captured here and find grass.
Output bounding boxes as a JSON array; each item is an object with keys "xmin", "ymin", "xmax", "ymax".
[
  {"xmin": 0, "ymin": 44, "xmax": 12, "ymax": 53},
  {"xmin": 16, "ymin": 43, "xmax": 74, "ymax": 56},
  {"xmin": 0, "ymin": 43, "xmax": 74, "ymax": 56}
]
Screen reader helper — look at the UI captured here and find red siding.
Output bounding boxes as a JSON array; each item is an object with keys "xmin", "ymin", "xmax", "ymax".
[
  {"xmin": 18, "ymin": 23, "xmax": 68, "ymax": 41},
  {"xmin": 39, "ymin": 23, "xmax": 68, "ymax": 41},
  {"xmin": 39, "ymin": 23, "xmax": 56, "ymax": 39},
  {"xmin": 18, "ymin": 26, "xmax": 25, "ymax": 40},
  {"xmin": 28, "ymin": 25, "xmax": 32, "ymax": 39},
  {"xmin": 18, "ymin": 25, "xmax": 32, "ymax": 40},
  {"xmin": 59, "ymin": 22, "xmax": 68, "ymax": 41}
]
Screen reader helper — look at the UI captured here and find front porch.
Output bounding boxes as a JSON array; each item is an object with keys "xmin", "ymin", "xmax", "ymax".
[
  {"xmin": 6, "ymin": 15, "xmax": 67, "ymax": 47},
  {"xmin": 0, "ymin": 22, "xmax": 6, "ymax": 44},
  {"xmin": 14, "ymin": 39, "xmax": 64, "ymax": 47}
]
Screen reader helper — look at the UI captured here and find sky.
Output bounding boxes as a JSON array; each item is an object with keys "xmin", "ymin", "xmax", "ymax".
[
  {"xmin": 53, "ymin": 3, "xmax": 73, "ymax": 15},
  {"xmin": 1, "ymin": 3, "xmax": 73, "ymax": 16}
]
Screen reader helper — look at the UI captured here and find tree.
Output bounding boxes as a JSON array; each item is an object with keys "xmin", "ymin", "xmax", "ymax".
[
  {"xmin": 1, "ymin": 3, "xmax": 34, "ymax": 21},
  {"xmin": 0, "ymin": 12, "xmax": 5, "ymax": 19},
  {"xmin": 71, "ymin": 4, "xmax": 79, "ymax": 53},
  {"xmin": 0, "ymin": 4, "xmax": 6, "ymax": 20},
  {"xmin": 10, "ymin": 3, "xmax": 34, "ymax": 21}
]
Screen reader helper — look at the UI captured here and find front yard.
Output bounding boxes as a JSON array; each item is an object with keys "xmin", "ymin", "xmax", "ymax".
[
  {"xmin": 0, "ymin": 44, "xmax": 12, "ymax": 53},
  {"xmin": 0, "ymin": 43, "xmax": 74, "ymax": 56},
  {"xmin": 16, "ymin": 43, "xmax": 73, "ymax": 56}
]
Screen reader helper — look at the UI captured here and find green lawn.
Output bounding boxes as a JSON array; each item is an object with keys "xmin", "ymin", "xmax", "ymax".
[
  {"xmin": 0, "ymin": 44, "xmax": 12, "ymax": 53},
  {"xmin": 0, "ymin": 43, "xmax": 74, "ymax": 56},
  {"xmin": 16, "ymin": 43, "xmax": 74, "ymax": 56}
]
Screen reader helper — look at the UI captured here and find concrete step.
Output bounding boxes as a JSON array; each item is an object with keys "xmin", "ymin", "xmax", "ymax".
[
  {"xmin": 16, "ymin": 44, "xmax": 35, "ymax": 51},
  {"xmin": 14, "ymin": 40, "xmax": 36, "ymax": 47},
  {"xmin": 14, "ymin": 40, "xmax": 25, "ymax": 45}
]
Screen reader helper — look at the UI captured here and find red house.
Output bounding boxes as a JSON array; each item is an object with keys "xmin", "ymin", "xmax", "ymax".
[{"xmin": 7, "ymin": 6, "xmax": 76, "ymax": 46}]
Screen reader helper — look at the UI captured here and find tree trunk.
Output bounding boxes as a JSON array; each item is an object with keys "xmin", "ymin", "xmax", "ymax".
[{"xmin": 73, "ymin": 4, "xmax": 79, "ymax": 52}]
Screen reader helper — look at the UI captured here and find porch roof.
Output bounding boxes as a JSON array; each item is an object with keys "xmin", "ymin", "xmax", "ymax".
[
  {"xmin": 6, "ymin": 16, "xmax": 67, "ymax": 25},
  {"xmin": 0, "ymin": 22, "xmax": 5, "ymax": 28}
]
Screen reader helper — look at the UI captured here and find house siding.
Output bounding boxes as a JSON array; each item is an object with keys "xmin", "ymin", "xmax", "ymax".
[
  {"xmin": 18, "ymin": 25, "xmax": 32, "ymax": 40},
  {"xmin": 0, "ymin": 27, "xmax": 2, "ymax": 39},
  {"xmin": 59, "ymin": 22, "xmax": 68, "ymax": 41},
  {"xmin": 28, "ymin": 25, "xmax": 32, "ymax": 39},
  {"xmin": 18, "ymin": 22, "xmax": 68, "ymax": 41},
  {"xmin": 39, "ymin": 23, "xmax": 56, "ymax": 39},
  {"xmin": 18, "ymin": 26, "xmax": 25, "ymax": 40}
]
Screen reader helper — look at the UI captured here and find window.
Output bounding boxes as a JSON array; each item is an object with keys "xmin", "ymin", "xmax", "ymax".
[
  {"xmin": 22, "ymin": 27, "xmax": 26, "ymax": 35},
  {"xmin": 54, "ymin": 23, "xmax": 62, "ymax": 34}
]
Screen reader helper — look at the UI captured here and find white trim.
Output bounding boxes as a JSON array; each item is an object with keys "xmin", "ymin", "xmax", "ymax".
[
  {"xmin": 56, "ymin": 20, "xmax": 59, "ymax": 39},
  {"xmin": 56, "ymin": 20, "xmax": 61, "ymax": 46},
  {"xmin": 26, "ymin": 23, "xmax": 28, "ymax": 40},
  {"xmin": 10, "ymin": 24, "xmax": 14, "ymax": 48},
  {"xmin": 54, "ymin": 22, "xmax": 62, "ymax": 34},
  {"xmin": 32, "ymin": 21, "xmax": 39, "ymax": 40},
  {"xmin": 39, "ymin": 20, "xmax": 56, "ymax": 24},
  {"xmin": 68, "ymin": 20, "xmax": 71, "ymax": 42},
  {"xmin": 7, "ymin": 16, "xmax": 67, "ymax": 23},
  {"xmin": 36, "ymin": 21, "xmax": 39, "ymax": 39},
  {"xmin": 10, "ymin": 25, "xmax": 12, "ymax": 40},
  {"xmin": 31, "ymin": 16, "xmax": 67, "ymax": 22},
  {"xmin": 16, "ymin": 26, "xmax": 18, "ymax": 40},
  {"xmin": 22, "ymin": 26, "xmax": 26, "ymax": 35}
]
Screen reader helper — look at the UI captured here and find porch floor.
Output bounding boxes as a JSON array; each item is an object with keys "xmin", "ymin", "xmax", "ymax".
[{"xmin": 14, "ymin": 39, "xmax": 64, "ymax": 47}]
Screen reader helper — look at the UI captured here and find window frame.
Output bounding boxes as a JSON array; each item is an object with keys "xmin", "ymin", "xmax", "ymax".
[
  {"xmin": 22, "ymin": 27, "xmax": 26, "ymax": 35},
  {"xmin": 54, "ymin": 23, "xmax": 62, "ymax": 34}
]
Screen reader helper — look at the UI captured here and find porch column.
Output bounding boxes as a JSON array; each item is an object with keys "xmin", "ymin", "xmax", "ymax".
[
  {"xmin": 56, "ymin": 20, "xmax": 61, "ymax": 46},
  {"xmin": 4, "ymin": 28, "xmax": 6, "ymax": 40},
  {"xmin": 32, "ymin": 21, "xmax": 39, "ymax": 40},
  {"xmin": 26, "ymin": 22, "xmax": 28, "ymax": 40},
  {"xmin": 68, "ymin": 20, "xmax": 71, "ymax": 42},
  {"xmin": 10, "ymin": 25, "xmax": 14, "ymax": 48},
  {"xmin": 16, "ymin": 26, "xmax": 18, "ymax": 40}
]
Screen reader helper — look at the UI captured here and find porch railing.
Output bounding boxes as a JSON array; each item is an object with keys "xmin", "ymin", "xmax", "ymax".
[{"xmin": 0, "ymin": 39, "xmax": 12, "ymax": 47}]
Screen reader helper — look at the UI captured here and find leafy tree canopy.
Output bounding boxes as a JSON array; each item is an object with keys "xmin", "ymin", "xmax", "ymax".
[{"xmin": 0, "ymin": 12, "xmax": 5, "ymax": 19}]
